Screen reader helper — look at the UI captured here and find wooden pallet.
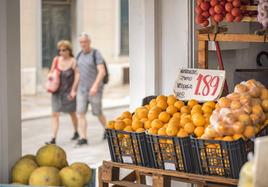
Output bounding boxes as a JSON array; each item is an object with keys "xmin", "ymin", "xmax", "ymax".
[{"xmin": 98, "ymin": 161, "xmax": 238, "ymax": 187}]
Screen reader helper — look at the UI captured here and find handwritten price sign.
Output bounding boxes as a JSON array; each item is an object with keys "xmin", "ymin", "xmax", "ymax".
[{"xmin": 174, "ymin": 68, "xmax": 225, "ymax": 102}]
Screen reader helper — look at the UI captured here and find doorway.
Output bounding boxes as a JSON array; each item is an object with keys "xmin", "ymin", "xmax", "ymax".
[{"xmin": 42, "ymin": 0, "xmax": 72, "ymax": 68}]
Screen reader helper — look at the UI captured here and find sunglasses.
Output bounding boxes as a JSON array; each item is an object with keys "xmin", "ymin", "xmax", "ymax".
[{"xmin": 58, "ymin": 49, "xmax": 68, "ymax": 52}]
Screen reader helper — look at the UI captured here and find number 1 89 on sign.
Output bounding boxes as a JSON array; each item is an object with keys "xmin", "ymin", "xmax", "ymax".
[
  {"xmin": 194, "ymin": 74, "xmax": 220, "ymax": 97},
  {"xmin": 174, "ymin": 68, "xmax": 225, "ymax": 102}
]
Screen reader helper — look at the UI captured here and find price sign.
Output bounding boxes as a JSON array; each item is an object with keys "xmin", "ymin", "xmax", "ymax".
[{"xmin": 174, "ymin": 68, "xmax": 225, "ymax": 102}]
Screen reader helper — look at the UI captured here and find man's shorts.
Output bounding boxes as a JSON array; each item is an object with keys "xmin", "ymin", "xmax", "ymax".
[{"xmin": 77, "ymin": 91, "xmax": 103, "ymax": 116}]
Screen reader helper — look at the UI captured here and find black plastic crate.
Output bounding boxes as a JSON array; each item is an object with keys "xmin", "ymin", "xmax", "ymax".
[
  {"xmin": 192, "ymin": 125, "xmax": 268, "ymax": 179},
  {"xmin": 142, "ymin": 95, "xmax": 157, "ymax": 106},
  {"xmin": 106, "ymin": 128, "xmax": 152, "ymax": 167},
  {"xmin": 146, "ymin": 134, "xmax": 194, "ymax": 172}
]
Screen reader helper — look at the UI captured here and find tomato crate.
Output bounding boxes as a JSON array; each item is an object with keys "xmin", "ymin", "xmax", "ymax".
[
  {"xmin": 106, "ymin": 128, "xmax": 152, "ymax": 167},
  {"xmin": 146, "ymin": 134, "xmax": 195, "ymax": 172},
  {"xmin": 192, "ymin": 125, "xmax": 268, "ymax": 179}
]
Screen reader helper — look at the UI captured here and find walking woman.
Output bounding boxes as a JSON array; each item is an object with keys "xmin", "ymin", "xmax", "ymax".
[{"xmin": 46, "ymin": 40, "xmax": 80, "ymax": 144}]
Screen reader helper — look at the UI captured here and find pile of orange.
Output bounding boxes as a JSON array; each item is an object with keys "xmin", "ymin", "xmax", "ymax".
[
  {"xmin": 107, "ymin": 95, "xmax": 216, "ymax": 139},
  {"xmin": 106, "ymin": 79, "xmax": 268, "ymax": 142},
  {"xmin": 202, "ymin": 79, "xmax": 268, "ymax": 141}
]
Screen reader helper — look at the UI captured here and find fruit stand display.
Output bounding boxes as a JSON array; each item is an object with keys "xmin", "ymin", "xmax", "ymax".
[{"xmin": 99, "ymin": 76, "xmax": 268, "ymax": 186}]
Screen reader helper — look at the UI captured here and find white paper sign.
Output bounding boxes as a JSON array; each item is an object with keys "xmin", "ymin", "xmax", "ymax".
[
  {"xmin": 174, "ymin": 68, "xmax": 226, "ymax": 102},
  {"xmin": 122, "ymin": 156, "xmax": 133, "ymax": 164},
  {"xmin": 164, "ymin": 162, "xmax": 176, "ymax": 171}
]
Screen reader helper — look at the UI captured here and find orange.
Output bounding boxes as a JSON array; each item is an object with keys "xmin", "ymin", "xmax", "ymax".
[
  {"xmin": 148, "ymin": 111, "xmax": 159, "ymax": 121},
  {"xmin": 166, "ymin": 126, "xmax": 179, "ymax": 136},
  {"xmin": 177, "ymin": 129, "xmax": 188, "ymax": 138},
  {"xmin": 136, "ymin": 128, "xmax": 145, "ymax": 133},
  {"xmin": 261, "ymin": 88, "xmax": 268, "ymax": 100},
  {"xmin": 240, "ymin": 94, "xmax": 251, "ymax": 105},
  {"xmin": 144, "ymin": 120, "xmax": 152, "ymax": 130},
  {"xmin": 124, "ymin": 126, "xmax": 133, "ymax": 132},
  {"xmin": 204, "ymin": 126, "xmax": 219, "ymax": 138},
  {"xmin": 234, "ymin": 84, "xmax": 248, "ymax": 93},
  {"xmin": 158, "ymin": 112, "xmax": 171, "ymax": 123},
  {"xmin": 252, "ymin": 104, "xmax": 263, "ymax": 116},
  {"xmin": 174, "ymin": 100, "xmax": 185, "ymax": 110},
  {"xmin": 172, "ymin": 112, "xmax": 181, "ymax": 119},
  {"xmin": 192, "ymin": 104, "xmax": 202, "ymax": 111},
  {"xmin": 262, "ymin": 99, "xmax": 268, "ymax": 112},
  {"xmin": 192, "ymin": 115, "xmax": 206, "ymax": 127},
  {"xmin": 168, "ymin": 118, "xmax": 180, "ymax": 128},
  {"xmin": 233, "ymin": 134, "xmax": 244, "ymax": 140},
  {"xmin": 157, "ymin": 100, "xmax": 168, "ymax": 110},
  {"xmin": 163, "ymin": 123, "xmax": 169, "ymax": 128},
  {"xmin": 188, "ymin": 99, "xmax": 198, "ymax": 109},
  {"xmin": 166, "ymin": 139, "xmax": 173, "ymax": 144},
  {"xmin": 106, "ymin": 120, "xmax": 115, "ymax": 129},
  {"xmin": 203, "ymin": 101, "xmax": 216, "ymax": 109},
  {"xmin": 135, "ymin": 106, "xmax": 147, "ymax": 113},
  {"xmin": 191, "ymin": 108, "xmax": 203, "ymax": 116},
  {"xmin": 145, "ymin": 104, "xmax": 150, "ymax": 110},
  {"xmin": 114, "ymin": 120, "xmax": 126, "ymax": 130},
  {"xmin": 230, "ymin": 100, "xmax": 241, "ymax": 110},
  {"xmin": 249, "ymin": 87, "xmax": 261, "ymax": 98},
  {"xmin": 218, "ymin": 97, "xmax": 231, "ymax": 108},
  {"xmin": 243, "ymin": 126, "xmax": 255, "ymax": 139},
  {"xmin": 148, "ymin": 127, "xmax": 158, "ymax": 135},
  {"xmin": 238, "ymin": 114, "xmax": 252, "ymax": 125},
  {"xmin": 132, "ymin": 114, "xmax": 139, "ymax": 121},
  {"xmin": 121, "ymin": 111, "xmax": 132, "ymax": 119},
  {"xmin": 167, "ymin": 95, "xmax": 177, "ymax": 106},
  {"xmin": 184, "ymin": 122, "xmax": 195, "ymax": 134},
  {"xmin": 227, "ymin": 92, "xmax": 240, "ymax": 101},
  {"xmin": 180, "ymin": 106, "xmax": 190, "ymax": 114},
  {"xmin": 132, "ymin": 120, "xmax": 143, "ymax": 131},
  {"xmin": 137, "ymin": 109, "xmax": 149, "ymax": 119},
  {"xmin": 232, "ymin": 122, "xmax": 245, "ymax": 134},
  {"xmin": 123, "ymin": 118, "xmax": 132, "ymax": 126},
  {"xmin": 222, "ymin": 136, "xmax": 233, "ymax": 141},
  {"xmin": 156, "ymin": 95, "xmax": 167, "ymax": 102},
  {"xmin": 252, "ymin": 98, "xmax": 262, "ymax": 106},
  {"xmin": 166, "ymin": 105, "xmax": 177, "ymax": 115},
  {"xmin": 250, "ymin": 114, "xmax": 260, "ymax": 125},
  {"xmin": 150, "ymin": 106, "xmax": 162, "ymax": 113},
  {"xmin": 180, "ymin": 117, "xmax": 191, "ymax": 127},
  {"xmin": 194, "ymin": 126, "xmax": 205, "ymax": 137},
  {"xmin": 206, "ymin": 144, "xmax": 217, "ymax": 149},
  {"xmin": 158, "ymin": 127, "xmax": 167, "ymax": 136},
  {"xmin": 149, "ymin": 99, "xmax": 157, "ymax": 108},
  {"xmin": 151, "ymin": 119, "xmax": 163, "ymax": 129},
  {"xmin": 140, "ymin": 118, "xmax": 148, "ymax": 123}
]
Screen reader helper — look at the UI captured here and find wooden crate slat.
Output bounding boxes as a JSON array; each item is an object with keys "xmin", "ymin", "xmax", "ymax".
[
  {"xmin": 198, "ymin": 33, "xmax": 268, "ymax": 43},
  {"xmin": 102, "ymin": 161, "xmax": 238, "ymax": 186},
  {"xmin": 241, "ymin": 5, "xmax": 257, "ymax": 11},
  {"xmin": 242, "ymin": 16, "xmax": 258, "ymax": 22}
]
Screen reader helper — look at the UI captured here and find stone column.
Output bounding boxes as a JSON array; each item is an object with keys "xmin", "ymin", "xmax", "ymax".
[{"xmin": 0, "ymin": 0, "xmax": 21, "ymax": 183}]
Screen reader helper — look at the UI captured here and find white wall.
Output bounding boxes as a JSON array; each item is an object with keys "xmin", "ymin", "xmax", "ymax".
[
  {"xmin": 160, "ymin": 0, "xmax": 191, "ymax": 94},
  {"xmin": 129, "ymin": 0, "xmax": 191, "ymax": 110}
]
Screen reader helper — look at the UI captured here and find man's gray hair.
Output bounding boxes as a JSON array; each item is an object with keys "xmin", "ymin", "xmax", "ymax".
[{"xmin": 79, "ymin": 32, "xmax": 91, "ymax": 40}]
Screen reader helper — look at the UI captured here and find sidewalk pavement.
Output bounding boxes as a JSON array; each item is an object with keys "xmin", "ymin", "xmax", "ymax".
[
  {"xmin": 22, "ymin": 107, "xmax": 128, "ymax": 169},
  {"xmin": 21, "ymin": 85, "xmax": 130, "ymax": 121}
]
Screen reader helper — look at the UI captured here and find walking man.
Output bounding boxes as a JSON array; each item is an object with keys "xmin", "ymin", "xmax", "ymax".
[{"xmin": 75, "ymin": 32, "xmax": 107, "ymax": 145}]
